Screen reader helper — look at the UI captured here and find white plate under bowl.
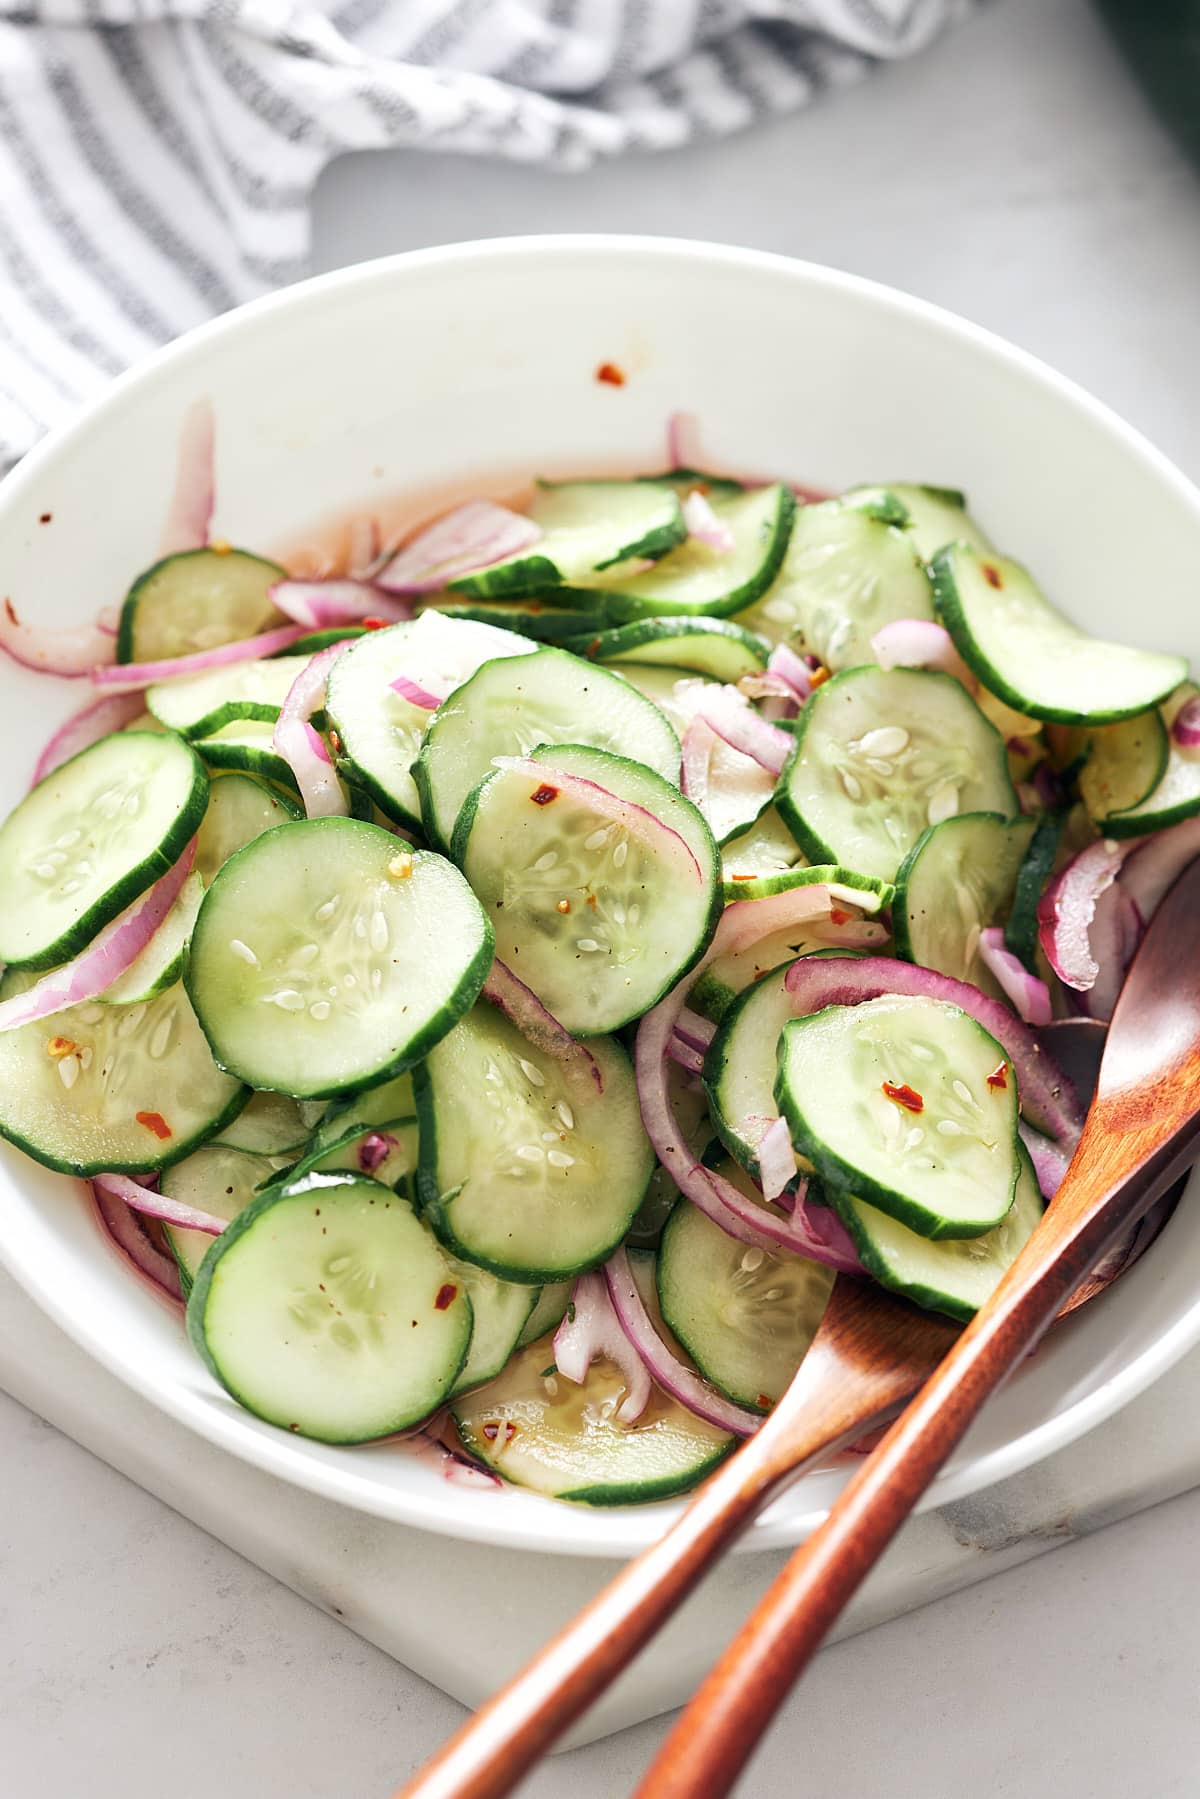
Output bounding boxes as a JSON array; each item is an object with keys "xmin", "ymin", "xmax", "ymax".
[{"xmin": 1, "ymin": 236, "xmax": 1197, "ymax": 1561}]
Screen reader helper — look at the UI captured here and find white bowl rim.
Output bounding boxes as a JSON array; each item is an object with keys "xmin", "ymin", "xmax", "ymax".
[{"xmin": 3, "ymin": 232, "xmax": 1200, "ymax": 1559}]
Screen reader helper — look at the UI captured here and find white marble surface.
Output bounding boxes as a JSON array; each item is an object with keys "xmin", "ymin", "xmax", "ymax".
[{"xmin": 6, "ymin": 0, "xmax": 1200, "ymax": 1793}]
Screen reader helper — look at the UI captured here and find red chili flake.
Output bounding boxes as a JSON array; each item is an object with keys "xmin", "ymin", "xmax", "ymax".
[
  {"xmin": 135, "ymin": 1110, "xmax": 173, "ymax": 1141},
  {"xmin": 481, "ymin": 1419, "xmax": 517, "ymax": 1443},
  {"xmin": 757, "ymin": 1394, "xmax": 773, "ymax": 1410},
  {"xmin": 38, "ymin": 512, "xmax": 52, "ymax": 525},
  {"xmin": 882, "ymin": 1082, "xmax": 924, "ymax": 1114},
  {"xmin": 585, "ymin": 893, "xmax": 597, "ymax": 909},
  {"xmin": 731, "ymin": 873, "xmax": 755, "ymax": 882},
  {"xmin": 328, "ymin": 729, "xmax": 342, "ymax": 754},
  {"xmin": 583, "ymin": 639, "xmax": 602, "ymax": 659},
  {"xmin": 210, "ymin": 538, "xmax": 232, "ymax": 556},
  {"xmin": 986, "ymin": 1062, "xmax": 1008, "ymax": 1090},
  {"xmin": 4, "ymin": 598, "xmax": 17, "ymax": 625},
  {"xmin": 595, "ymin": 361, "xmax": 626, "ymax": 387},
  {"xmin": 982, "ymin": 562, "xmax": 1004, "ymax": 590},
  {"xmin": 556, "ymin": 898, "xmax": 571, "ymax": 914},
  {"xmin": 808, "ymin": 665, "xmax": 830, "ymax": 689},
  {"xmin": 361, "ymin": 616, "xmax": 388, "ymax": 630},
  {"xmin": 530, "ymin": 784, "xmax": 559, "ymax": 806},
  {"xmin": 434, "ymin": 1283, "xmax": 458, "ymax": 1311},
  {"xmin": 829, "ymin": 908, "xmax": 850, "ymax": 926}
]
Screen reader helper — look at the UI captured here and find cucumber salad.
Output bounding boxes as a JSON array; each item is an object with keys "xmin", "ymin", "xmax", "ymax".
[{"xmin": 1, "ymin": 439, "xmax": 1196, "ymax": 1508}]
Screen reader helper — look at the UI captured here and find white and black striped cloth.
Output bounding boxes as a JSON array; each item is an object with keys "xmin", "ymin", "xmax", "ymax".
[{"xmin": 0, "ymin": 0, "xmax": 966, "ymax": 469}]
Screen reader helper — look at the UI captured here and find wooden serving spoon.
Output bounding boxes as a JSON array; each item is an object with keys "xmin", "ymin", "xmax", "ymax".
[{"xmin": 396, "ymin": 861, "xmax": 1200, "ymax": 1799}]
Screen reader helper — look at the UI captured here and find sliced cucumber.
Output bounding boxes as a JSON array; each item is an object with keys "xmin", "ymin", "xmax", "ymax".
[
  {"xmin": 0, "ymin": 731, "xmax": 208, "ymax": 969},
  {"xmin": 835, "ymin": 1141, "xmax": 1043, "ymax": 1321},
  {"xmin": 314, "ymin": 1071, "xmax": 416, "ymax": 1143},
  {"xmin": 1004, "ymin": 810, "xmax": 1065, "ymax": 971},
  {"xmin": 732, "ymin": 500, "xmax": 934, "ymax": 668},
  {"xmin": 273, "ymin": 627, "xmax": 366, "ymax": 656},
  {"xmin": 302, "ymin": 1118, "xmax": 420, "ymax": 1193},
  {"xmin": 187, "ymin": 1170, "xmax": 472, "ymax": 1443},
  {"xmin": 414, "ymin": 647, "xmax": 680, "ymax": 852},
  {"xmin": 416, "ymin": 1003, "xmax": 652, "ymax": 1282},
  {"xmin": 628, "ymin": 1054, "xmax": 711, "ymax": 1249},
  {"xmin": 657, "ymin": 1200, "xmax": 834, "ymax": 1411},
  {"xmin": 210, "ymin": 1087, "xmax": 311, "ymax": 1156},
  {"xmin": 605, "ymin": 663, "xmax": 712, "ymax": 735},
  {"xmin": 565, "ymin": 485, "xmax": 795, "ymax": 623},
  {"xmin": 931, "ymin": 543, "xmax": 1188, "ymax": 724},
  {"xmin": 705, "ymin": 957, "xmax": 808, "ymax": 1179},
  {"xmin": 893, "ymin": 813, "xmax": 1035, "ymax": 994},
  {"xmin": 145, "ymin": 655, "xmax": 312, "ymax": 739},
  {"xmin": 161, "ymin": 1141, "xmax": 291, "ymax": 1294},
  {"xmin": 98, "ymin": 871, "xmax": 204, "ymax": 1004},
  {"xmin": 846, "ymin": 484, "xmax": 993, "ymax": 561},
  {"xmin": 193, "ymin": 719, "xmax": 299, "ymax": 792},
  {"xmin": 568, "ymin": 618, "xmax": 768, "ymax": 683},
  {"xmin": 778, "ymin": 666, "xmax": 1016, "ymax": 884},
  {"xmin": 517, "ymin": 1279, "xmax": 573, "ymax": 1349},
  {"xmin": 450, "ymin": 482, "xmax": 685, "ymax": 598},
  {"xmin": 1104, "ymin": 684, "xmax": 1200, "ymax": 835},
  {"xmin": 424, "ymin": 600, "xmax": 609, "ymax": 644},
  {"xmin": 195, "ymin": 771, "xmax": 301, "ymax": 885},
  {"xmin": 641, "ymin": 467, "xmax": 745, "ymax": 503},
  {"xmin": 455, "ymin": 745, "xmax": 719, "ymax": 1036},
  {"xmin": 448, "ymin": 1258, "xmax": 539, "ymax": 1397},
  {"xmin": 776, "ymin": 994, "xmax": 1019, "ymax": 1239},
  {"xmin": 1078, "ymin": 712, "xmax": 1169, "ymax": 822},
  {"xmin": 118, "ymin": 548, "xmax": 287, "ymax": 664},
  {"xmin": 186, "ymin": 819, "xmax": 492, "ymax": 1098},
  {"xmin": 0, "ymin": 972, "xmax": 243, "ymax": 1174},
  {"xmin": 451, "ymin": 1328, "xmax": 733, "ymax": 1504},
  {"xmin": 720, "ymin": 805, "xmax": 806, "ymax": 889},
  {"xmin": 325, "ymin": 612, "xmax": 537, "ymax": 829}
]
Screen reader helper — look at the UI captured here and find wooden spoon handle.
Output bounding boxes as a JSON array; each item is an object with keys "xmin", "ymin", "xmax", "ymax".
[{"xmin": 634, "ymin": 1113, "xmax": 1192, "ymax": 1799}]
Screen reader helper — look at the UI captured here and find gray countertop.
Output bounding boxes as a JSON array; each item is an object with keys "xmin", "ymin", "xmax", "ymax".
[{"xmin": 5, "ymin": 0, "xmax": 1200, "ymax": 1793}]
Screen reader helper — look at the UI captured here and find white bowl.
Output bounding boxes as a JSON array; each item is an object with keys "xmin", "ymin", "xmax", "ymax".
[{"xmin": 2, "ymin": 235, "xmax": 1198, "ymax": 1563}]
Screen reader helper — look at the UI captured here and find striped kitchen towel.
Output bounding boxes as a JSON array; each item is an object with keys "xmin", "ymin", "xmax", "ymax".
[{"xmin": 0, "ymin": 0, "xmax": 968, "ymax": 469}]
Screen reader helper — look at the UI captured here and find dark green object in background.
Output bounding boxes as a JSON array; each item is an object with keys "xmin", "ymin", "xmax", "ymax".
[{"xmin": 1096, "ymin": 0, "xmax": 1200, "ymax": 165}]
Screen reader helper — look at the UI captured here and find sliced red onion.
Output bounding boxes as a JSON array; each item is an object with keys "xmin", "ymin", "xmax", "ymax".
[
  {"xmin": 273, "ymin": 641, "xmax": 352, "ymax": 818},
  {"xmin": 94, "ymin": 1170, "xmax": 227, "ymax": 1237},
  {"xmin": 93, "ymin": 1182, "xmax": 183, "ymax": 1302},
  {"xmin": 682, "ymin": 489, "xmax": 735, "ymax": 553},
  {"xmin": 870, "ymin": 618, "xmax": 960, "ymax": 674},
  {"xmin": 1119, "ymin": 815, "xmax": 1200, "ymax": 923},
  {"xmin": 0, "ymin": 841, "xmax": 196, "ymax": 1033},
  {"xmin": 405, "ymin": 1430, "xmax": 503, "ymax": 1490},
  {"xmin": 680, "ymin": 717, "xmax": 717, "ymax": 808},
  {"xmin": 757, "ymin": 1116, "xmax": 798, "ymax": 1204},
  {"xmin": 93, "ymin": 623, "xmax": 310, "ymax": 690},
  {"xmin": 159, "ymin": 396, "xmax": 215, "ymax": 556},
  {"xmin": 805, "ymin": 916, "xmax": 891, "ymax": 952},
  {"xmin": 1171, "ymin": 693, "xmax": 1200, "ymax": 748},
  {"xmin": 390, "ymin": 671, "xmax": 444, "ymax": 709},
  {"xmin": 481, "ymin": 958, "xmax": 603, "ymax": 1095},
  {"xmin": 493, "ymin": 758, "xmax": 703, "ymax": 885},
  {"xmin": 31, "ymin": 692, "xmax": 145, "ymax": 786},
  {"xmin": 665, "ymin": 411, "xmax": 696, "ymax": 470},
  {"xmin": 719, "ymin": 884, "xmax": 856, "ymax": 957},
  {"xmin": 346, "ymin": 515, "xmax": 381, "ymax": 580},
  {"xmin": 375, "ymin": 501, "xmax": 541, "ymax": 594},
  {"xmin": 1077, "ymin": 882, "xmax": 1142, "ymax": 1022},
  {"xmin": 737, "ymin": 671, "xmax": 797, "ymax": 706},
  {"xmin": 553, "ymin": 1270, "xmax": 651, "ymax": 1424},
  {"xmin": 674, "ymin": 1006, "xmax": 716, "ymax": 1054},
  {"xmin": 358, "ymin": 1131, "xmax": 397, "ymax": 1175},
  {"xmin": 0, "ymin": 599, "xmax": 118, "ymax": 679},
  {"xmin": 765, "ymin": 643, "xmax": 814, "ymax": 704},
  {"xmin": 1017, "ymin": 1121, "xmax": 1071, "ymax": 1200},
  {"xmin": 604, "ymin": 1248, "xmax": 761, "ymax": 1437},
  {"xmin": 694, "ymin": 686, "xmax": 792, "ymax": 776},
  {"xmin": 270, "ymin": 579, "xmax": 411, "ymax": 631},
  {"xmin": 1037, "ymin": 838, "xmax": 1130, "ymax": 990},
  {"xmin": 667, "ymin": 1036, "xmax": 705, "ymax": 1076},
  {"xmin": 781, "ymin": 954, "xmax": 1083, "ymax": 1145},
  {"xmin": 977, "ymin": 927, "xmax": 1053, "ymax": 1027},
  {"xmin": 1034, "ymin": 762, "xmax": 1067, "ymax": 810}
]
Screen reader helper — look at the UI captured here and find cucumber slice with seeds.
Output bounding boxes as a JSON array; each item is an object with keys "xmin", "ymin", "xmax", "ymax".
[
  {"xmin": 188, "ymin": 1170, "xmax": 472, "ymax": 1443},
  {"xmin": 414, "ymin": 647, "xmax": 680, "ymax": 852},
  {"xmin": 449, "ymin": 482, "xmax": 686, "ymax": 597},
  {"xmin": 846, "ymin": 484, "xmax": 993, "ymax": 561},
  {"xmin": 775, "ymin": 994, "xmax": 1019, "ymax": 1239},
  {"xmin": 186, "ymin": 818, "xmax": 492, "ymax": 1099},
  {"xmin": 0, "ymin": 972, "xmax": 244, "ymax": 1175},
  {"xmin": 98, "ymin": 871, "xmax": 204, "ymax": 1004},
  {"xmin": 210, "ymin": 1087, "xmax": 311, "ymax": 1156},
  {"xmin": 563, "ymin": 485, "xmax": 795, "ymax": 623},
  {"xmin": 778, "ymin": 666, "xmax": 1016, "ymax": 884},
  {"xmin": 193, "ymin": 719, "xmax": 299, "ymax": 792},
  {"xmin": 1078, "ymin": 712, "xmax": 1169, "ymax": 822},
  {"xmin": 455, "ymin": 745, "xmax": 719, "ymax": 1036},
  {"xmin": 657, "ymin": 1201, "xmax": 834, "ymax": 1411},
  {"xmin": 0, "ymin": 731, "xmax": 209, "ymax": 969},
  {"xmin": 705, "ymin": 956, "xmax": 816, "ymax": 1179},
  {"xmin": 161, "ymin": 1141, "xmax": 292, "ymax": 1295},
  {"xmin": 835, "ymin": 1141, "xmax": 1043, "ymax": 1321},
  {"xmin": 146, "ymin": 656, "xmax": 313, "ymax": 739},
  {"xmin": 416, "ymin": 1003, "xmax": 652, "ymax": 1283},
  {"xmin": 325, "ymin": 612, "xmax": 538, "ymax": 829},
  {"xmin": 733, "ymin": 500, "xmax": 934, "ymax": 667},
  {"xmin": 720, "ymin": 805, "xmax": 807, "ymax": 888},
  {"xmin": 302, "ymin": 1118, "xmax": 419, "ymax": 1193},
  {"xmin": 1104, "ymin": 684, "xmax": 1200, "ymax": 835},
  {"xmin": 893, "ymin": 813, "xmax": 1035, "ymax": 995},
  {"xmin": 196, "ymin": 771, "xmax": 301, "ymax": 885},
  {"xmin": 931, "ymin": 543, "xmax": 1187, "ymax": 724},
  {"xmin": 568, "ymin": 618, "xmax": 768, "ymax": 683},
  {"xmin": 118, "ymin": 548, "xmax": 287, "ymax": 664}
]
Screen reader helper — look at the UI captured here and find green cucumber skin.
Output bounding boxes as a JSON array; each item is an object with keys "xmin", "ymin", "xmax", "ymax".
[
  {"xmin": 0, "ymin": 1079, "xmax": 248, "ymax": 1179},
  {"xmin": 448, "ymin": 491, "xmax": 686, "ymax": 599},
  {"xmin": 194, "ymin": 735, "xmax": 301, "ymax": 796},
  {"xmin": 117, "ymin": 548, "xmax": 287, "ymax": 664},
  {"xmin": 330, "ymin": 742, "xmax": 419, "ymax": 832},
  {"xmin": 830, "ymin": 1190, "xmax": 980, "ymax": 1323},
  {"xmin": 186, "ymin": 1169, "xmax": 471, "ymax": 1443},
  {"xmin": 271, "ymin": 628, "xmax": 366, "ymax": 656},
  {"xmin": 556, "ymin": 1442, "xmax": 736, "ymax": 1507},
  {"xmin": 930, "ymin": 547, "xmax": 1186, "ymax": 725},
  {"xmin": 1004, "ymin": 810, "xmax": 1065, "ymax": 969},
  {"xmin": 424, "ymin": 604, "xmax": 610, "ymax": 643},
  {"xmin": 156, "ymin": 698, "xmax": 285, "ymax": 742},
  {"xmin": 891, "ymin": 811, "xmax": 1033, "ymax": 968},
  {"xmin": 565, "ymin": 617, "xmax": 770, "ymax": 679},
  {"xmin": 594, "ymin": 485, "xmax": 796, "ymax": 624},
  {"xmin": 1, "ymin": 732, "xmax": 210, "ymax": 972}
]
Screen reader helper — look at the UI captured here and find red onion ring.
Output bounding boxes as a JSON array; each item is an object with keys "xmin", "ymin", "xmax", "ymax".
[
  {"xmin": 604, "ymin": 1249, "xmax": 762, "ymax": 1437},
  {"xmin": 1037, "ymin": 837, "xmax": 1131, "ymax": 991},
  {"xmin": 682, "ymin": 490, "xmax": 735, "ymax": 553},
  {"xmin": 694, "ymin": 686, "xmax": 792, "ymax": 776},
  {"xmin": 159, "ymin": 397, "xmax": 215, "ymax": 556},
  {"xmin": 0, "ymin": 599, "xmax": 118, "ymax": 679},
  {"xmin": 270, "ymin": 580, "xmax": 411, "ymax": 631},
  {"xmin": 375, "ymin": 501, "xmax": 541, "ymax": 594},
  {"xmin": 390, "ymin": 672, "xmax": 444, "ymax": 709},
  {"xmin": 94, "ymin": 1170, "xmax": 227, "ymax": 1237},
  {"xmin": 93, "ymin": 624, "xmax": 310, "ymax": 690},
  {"xmin": 480, "ymin": 958, "xmax": 603, "ymax": 1095},
  {"xmin": 553, "ymin": 1269, "xmax": 651, "ymax": 1424},
  {"xmin": 977, "ymin": 926, "xmax": 1053, "ymax": 1027},
  {"xmin": 757, "ymin": 1115, "xmax": 797, "ymax": 1203},
  {"xmin": 765, "ymin": 643, "xmax": 814, "ymax": 703},
  {"xmin": 31, "ymin": 692, "xmax": 145, "ymax": 786},
  {"xmin": 1170, "ymin": 693, "xmax": 1200, "ymax": 748},
  {"xmin": 273, "ymin": 641, "xmax": 353, "ymax": 817},
  {"xmin": 93, "ymin": 1182, "xmax": 183, "ymax": 1302}
]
